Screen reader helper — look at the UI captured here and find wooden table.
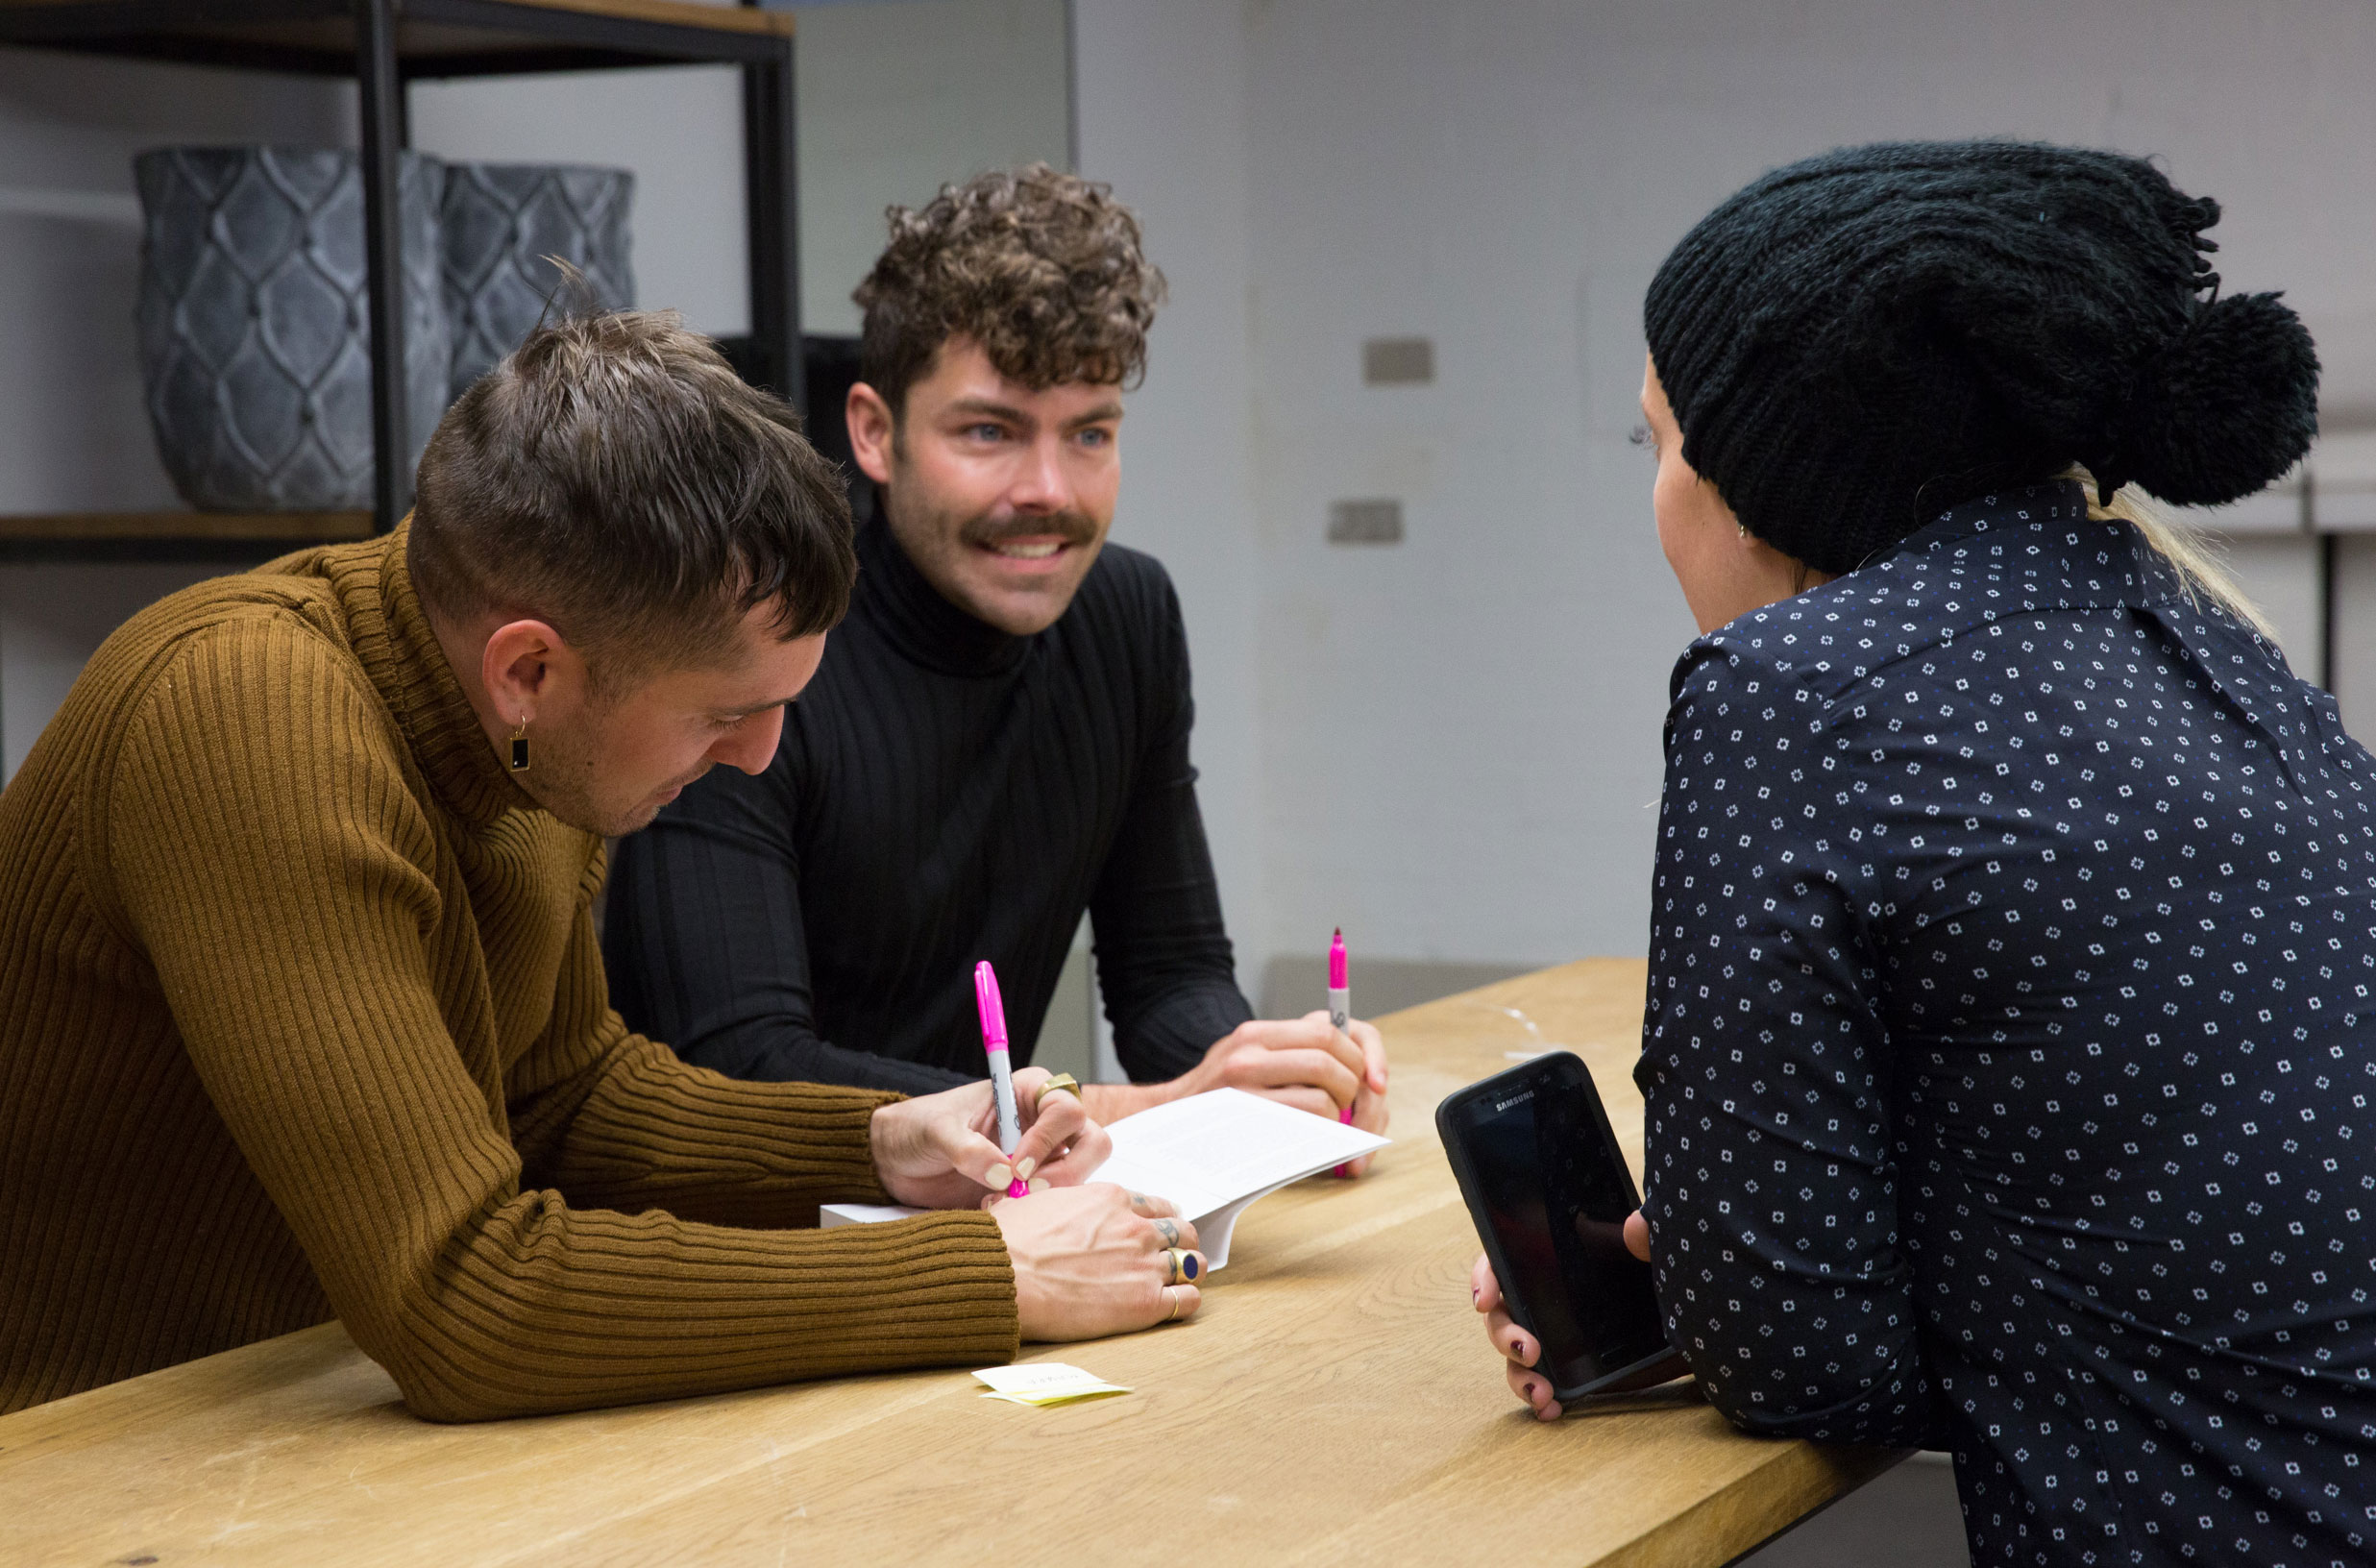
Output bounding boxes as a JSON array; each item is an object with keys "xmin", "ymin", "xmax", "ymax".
[{"xmin": 0, "ymin": 960, "xmax": 1902, "ymax": 1566}]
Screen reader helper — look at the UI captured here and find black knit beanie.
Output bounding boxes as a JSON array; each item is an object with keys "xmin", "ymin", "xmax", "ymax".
[{"xmin": 1643, "ymin": 140, "xmax": 2320, "ymax": 575}]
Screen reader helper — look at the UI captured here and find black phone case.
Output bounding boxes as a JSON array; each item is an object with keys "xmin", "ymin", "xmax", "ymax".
[{"xmin": 1436, "ymin": 1051, "xmax": 1676, "ymax": 1403}]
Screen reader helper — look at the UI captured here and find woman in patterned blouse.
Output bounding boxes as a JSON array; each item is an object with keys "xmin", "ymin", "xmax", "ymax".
[{"xmin": 1476, "ymin": 142, "xmax": 2374, "ymax": 1567}]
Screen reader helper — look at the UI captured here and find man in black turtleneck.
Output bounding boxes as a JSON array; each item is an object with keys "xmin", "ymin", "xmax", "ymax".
[{"xmin": 602, "ymin": 165, "xmax": 1387, "ymax": 1145}]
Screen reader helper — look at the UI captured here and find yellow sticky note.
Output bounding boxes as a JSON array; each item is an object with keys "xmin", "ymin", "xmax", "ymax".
[{"xmin": 973, "ymin": 1363, "xmax": 1132, "ymax": 1407}]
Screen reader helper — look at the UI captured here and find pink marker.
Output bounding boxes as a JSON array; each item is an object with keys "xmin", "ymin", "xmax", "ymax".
[
  {"xmin": 1329, "ymin": 929, "xmax": 1356, "ymax": 1175},
  {"xmin": 974, "ymin": 961, "xmax": 1029, "ymax": 1198}
]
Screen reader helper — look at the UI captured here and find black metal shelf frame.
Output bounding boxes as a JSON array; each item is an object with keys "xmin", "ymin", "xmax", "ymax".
[{"xmin": 0, "ymin": 0, "xmax": 802, "ymax": 534}]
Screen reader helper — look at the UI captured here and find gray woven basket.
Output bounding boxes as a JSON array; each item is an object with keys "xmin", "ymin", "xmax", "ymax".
[
  {"xmin": 134, "ymin": 146, "xmax": 449, "ymax": 513},
  {"xmin": 441, "ymin": 162, "xmax": 634, "ymax": 403}
]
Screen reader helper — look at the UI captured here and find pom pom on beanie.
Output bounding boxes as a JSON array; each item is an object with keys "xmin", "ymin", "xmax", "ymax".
[
  {"xmin": 1644, "ymin": 140, "xmax": 2320, "ymax": 575},
  {"xmin": 2113, "ymin": 291, "xmax": 2320, "ymax": 506}
]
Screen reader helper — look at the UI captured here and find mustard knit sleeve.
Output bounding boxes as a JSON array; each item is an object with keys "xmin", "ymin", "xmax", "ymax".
[
  {"xmin": 506, "ymin": 848, "xmax": 909, "ymax": 1230},
  {"xmin": 102, "ymin": 618, "xmax": 1017, "ymax": 1421}
]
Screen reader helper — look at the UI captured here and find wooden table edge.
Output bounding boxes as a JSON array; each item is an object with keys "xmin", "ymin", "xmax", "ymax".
[{"xmin": 1604, "ymin": 1440, "xmax": 1912, "ymax": 1568}]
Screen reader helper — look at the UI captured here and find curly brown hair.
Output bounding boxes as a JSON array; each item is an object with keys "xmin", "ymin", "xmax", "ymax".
[{"xmin": 853, "ymin": 163, "xmax": 1166, "ymax": 418}]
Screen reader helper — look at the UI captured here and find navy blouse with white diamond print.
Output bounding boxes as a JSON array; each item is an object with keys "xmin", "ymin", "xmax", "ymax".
[{"xmin": 1634, "ymin": 480, "xmax": 2376, "ymax": 1566}]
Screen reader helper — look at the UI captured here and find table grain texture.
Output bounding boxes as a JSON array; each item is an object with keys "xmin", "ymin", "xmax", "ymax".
[{"xmin": 0, "ymin": 958, "xmax": 1903, "ymax": 1566}]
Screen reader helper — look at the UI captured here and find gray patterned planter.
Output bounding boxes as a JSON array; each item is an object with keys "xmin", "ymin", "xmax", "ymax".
[
  {"xmin": 134, "ymin": 146, "xmax": 450, "ymax": 513},
  {"xmin": 440, "ymin": 162, "xmax": 634, "ymax": 402}
]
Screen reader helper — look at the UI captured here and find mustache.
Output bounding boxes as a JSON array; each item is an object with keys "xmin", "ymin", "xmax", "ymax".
[{"xmin": 960, "ymin": 511, "xmax": 1100, "ymax": 551}]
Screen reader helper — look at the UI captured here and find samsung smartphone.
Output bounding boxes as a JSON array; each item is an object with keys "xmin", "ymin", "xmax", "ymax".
[{"xmin": 1437, "ymin": 1051, "xmax": 1676, "ymax": 1401}]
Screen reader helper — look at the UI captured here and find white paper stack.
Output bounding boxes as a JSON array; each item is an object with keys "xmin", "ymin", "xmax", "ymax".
[{"xmin": 821, "ymin": 1088, "xmax": 1388, "ymax": 1268}]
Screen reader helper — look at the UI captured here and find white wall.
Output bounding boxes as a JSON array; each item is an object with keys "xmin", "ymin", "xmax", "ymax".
[
  {"xmin": 793, "ymin": 0, "xmax": 1071, "ymax": 334},
  {"xmin": 409, "ymin": 0, "xmax": 1070, "ymax": 337},
  {"xmin": 1070, "ymin": 0, "xmax": 1267, "ymax": 993},
  {"xmin": 1220, "ymin": 0, "xmax": 2376, "ymax": 971}
]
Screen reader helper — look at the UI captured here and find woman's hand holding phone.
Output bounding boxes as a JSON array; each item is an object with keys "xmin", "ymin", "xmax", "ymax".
[{"xmin": 1474, "ymin": 1211, "xmax": 1679, "ymax": 1420}]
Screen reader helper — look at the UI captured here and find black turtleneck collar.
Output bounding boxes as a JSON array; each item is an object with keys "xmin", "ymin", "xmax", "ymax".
[{"xmin": 856, "ymin": 516, "xmax": 1031, "ymax": 677}]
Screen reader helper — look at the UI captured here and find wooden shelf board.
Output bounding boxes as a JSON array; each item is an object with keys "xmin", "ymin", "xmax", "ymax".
[
  {"xmin": 0, "ymin": 0, "xmax": 792, "ymax": 33},
  {"xmin": 0, "ymin": 1, "xmax": 792, "ymax": 76},
  {"xmin": 0, "ymin": 510, "xmax": 377, "ymax": 543},
  {"xmin": 451, "ymin": 0, "xmax": 790, "ymax": 37}
]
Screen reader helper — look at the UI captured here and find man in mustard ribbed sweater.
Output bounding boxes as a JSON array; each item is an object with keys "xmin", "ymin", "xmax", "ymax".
[{"xmin": 0, "ymin": 310, "xmax": 1203, "ymax": 1420}]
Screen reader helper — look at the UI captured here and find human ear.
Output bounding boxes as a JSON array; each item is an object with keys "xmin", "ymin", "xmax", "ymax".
[
  {"xmin": 845, "ymin": 381, "xmax": 897, "ymax": 486},
  {"xmin": 481, "ymin": 620, "xmax": 561, "ymax": 724}
]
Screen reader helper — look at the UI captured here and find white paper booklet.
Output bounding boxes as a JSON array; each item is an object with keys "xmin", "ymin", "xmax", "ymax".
[{"xmin": 820, "ymin": 1088, "xmax": 1388, "ymax": 1268}]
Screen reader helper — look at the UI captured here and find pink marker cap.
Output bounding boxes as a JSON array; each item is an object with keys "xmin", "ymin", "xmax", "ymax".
[{"xmin": 973, "ymin": 960, "xmax": 1009, "ymax": 1052}]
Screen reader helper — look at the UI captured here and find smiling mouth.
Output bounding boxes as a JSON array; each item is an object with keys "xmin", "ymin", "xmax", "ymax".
[{"xmin": 986, "ymin": 539, "xmax": 1065, "ymax": 559}]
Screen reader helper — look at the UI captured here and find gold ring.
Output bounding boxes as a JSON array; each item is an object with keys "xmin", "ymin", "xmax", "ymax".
[
  {"xmin": 1164, "ymin": 1286, "xmax": 1183, "ymax": 1322},
  {"xmin": 1161, "ymin": 1247, "xmax": 1201, "ymax": 1286},
  {"xmin": 1037, "ymin": 1073, "xmax": 1081, "ymax": 1109}
]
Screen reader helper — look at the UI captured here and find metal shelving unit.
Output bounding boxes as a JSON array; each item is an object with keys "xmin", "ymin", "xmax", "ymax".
[{"xmin": 0, "ymin": 0, "xmax": 801, "ymax": 561}]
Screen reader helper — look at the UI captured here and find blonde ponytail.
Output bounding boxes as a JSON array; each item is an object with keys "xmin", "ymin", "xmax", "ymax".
[{"xmin": 2066, "ymin": 465, "xmax": 2280, "ymax": 644}]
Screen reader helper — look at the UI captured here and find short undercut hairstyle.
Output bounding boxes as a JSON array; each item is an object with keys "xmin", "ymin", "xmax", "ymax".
[
  {"xmin": 853, "ymin": 162, "xmax": 1166, "ymax": 419},
  {"xmin": 409, "ymin": 308, "xmax": 856, "ymax": 688}
]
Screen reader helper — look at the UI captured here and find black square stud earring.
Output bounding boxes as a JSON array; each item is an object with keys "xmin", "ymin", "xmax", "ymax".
[{"xmin": 509, "ymin": 720, "xmax": 531, "ymax": 773}]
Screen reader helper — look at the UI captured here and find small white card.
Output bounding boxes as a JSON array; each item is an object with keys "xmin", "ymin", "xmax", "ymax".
[{"xmin": 972, "ymin": 1362, "xmax": 1131, "ymax": 1406}]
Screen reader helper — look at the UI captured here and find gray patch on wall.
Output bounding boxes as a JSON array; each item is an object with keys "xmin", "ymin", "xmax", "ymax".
[
  {"xmin": 1328, "ymin": 499, "xmax": 1405, "ymax": 545},
  {"xmin": 1362, "ymin": 335, "xmax": 1433, "ymax": 385}
]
